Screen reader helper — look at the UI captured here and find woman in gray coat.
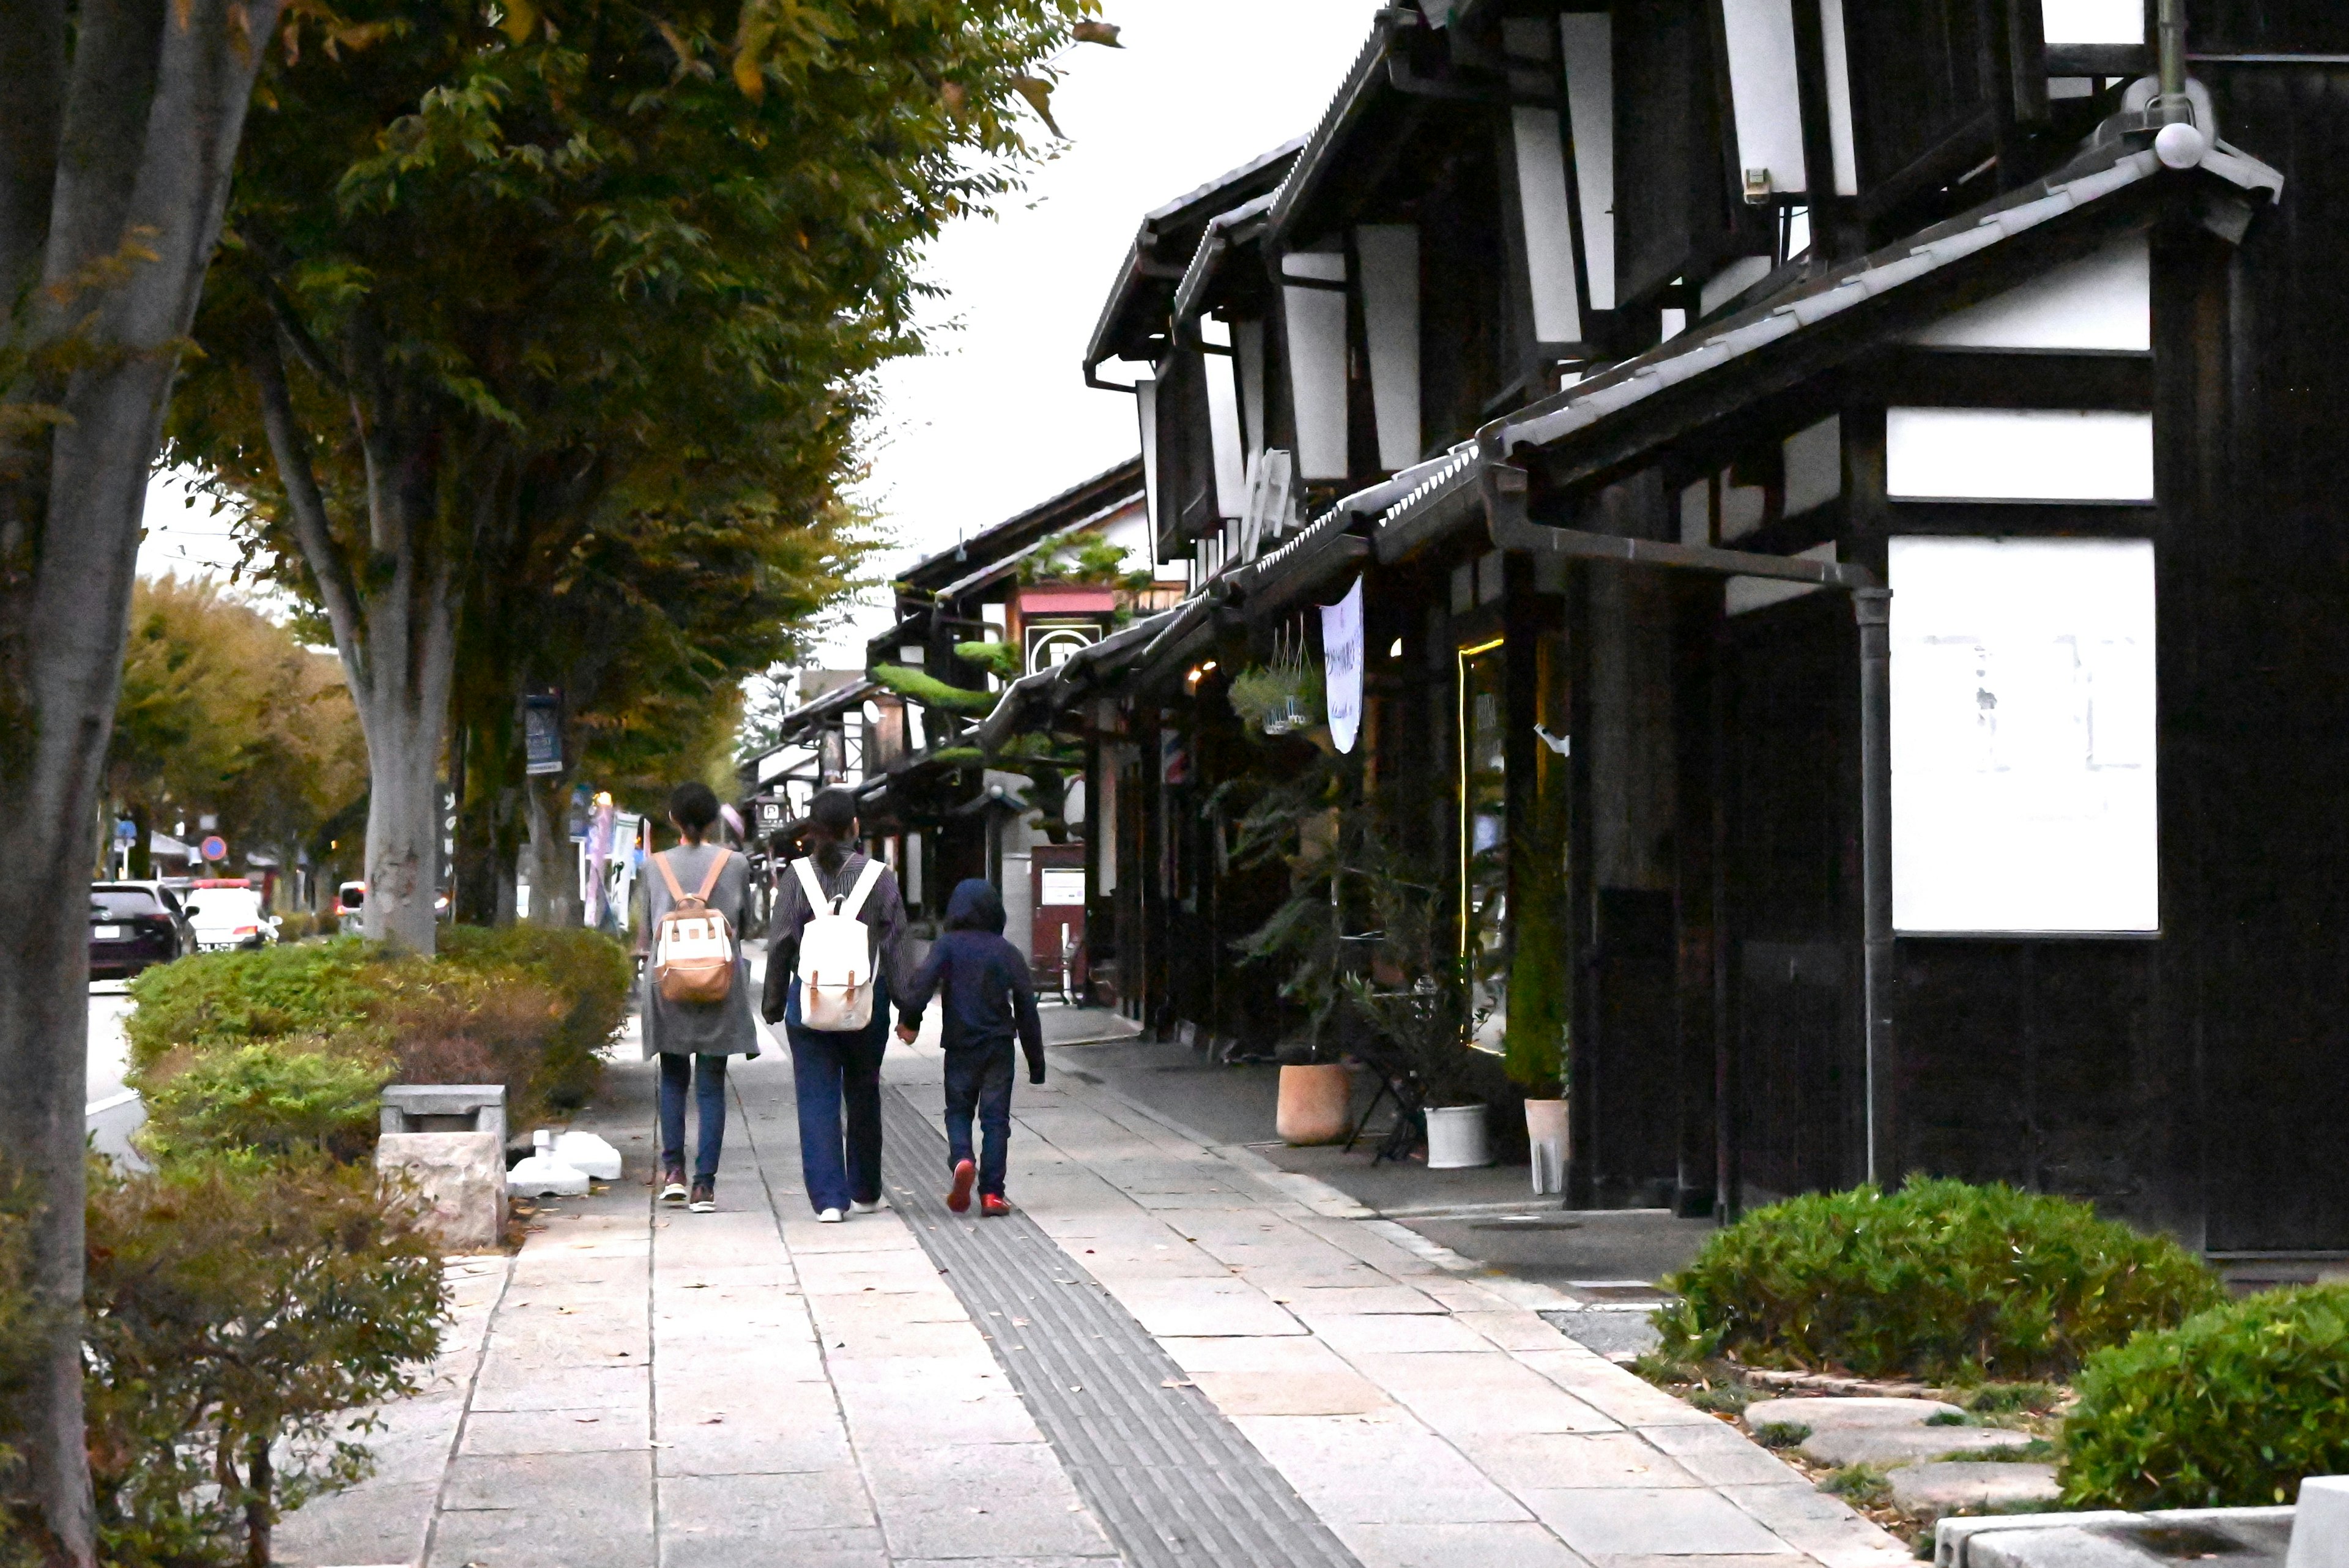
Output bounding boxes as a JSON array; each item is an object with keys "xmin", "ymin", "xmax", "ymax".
[{"xmin": 636, "ymin": 781, "xmax": 759, "ymax": 1213}]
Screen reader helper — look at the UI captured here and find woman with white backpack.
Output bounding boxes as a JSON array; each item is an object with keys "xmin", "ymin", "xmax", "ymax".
[
  {"xmin": 759, "ymin": 787, "xmax": 914, "ymax": 1222},
  {"xmin": 635, "ymin": 781, "xmax": 759, "ymax": 1215}
]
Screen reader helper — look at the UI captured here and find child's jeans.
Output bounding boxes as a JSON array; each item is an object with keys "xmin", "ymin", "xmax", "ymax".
[{"xmin": 942, "ymin": 1042, "xmax": 1017, "ymax": 1197}]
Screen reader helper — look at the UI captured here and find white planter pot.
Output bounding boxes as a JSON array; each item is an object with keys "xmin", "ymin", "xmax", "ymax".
[
  {"xmin": 1424, "ymin": 1104, "xmax": 1492, "ymax": 1169},
  {"xmin": 1524, "ymin": 1098, "xmax": 1568, "ymax": 1195}
]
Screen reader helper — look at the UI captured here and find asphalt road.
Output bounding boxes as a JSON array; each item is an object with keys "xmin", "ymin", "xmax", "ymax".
[{"xmin": 86, "ymin": 982, "xmax": 146, "ymax": 1166}]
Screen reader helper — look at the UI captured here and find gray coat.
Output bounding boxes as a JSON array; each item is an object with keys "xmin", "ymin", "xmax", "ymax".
[{"xmin": 636, "ymin": 842, "xmax": 762, "ymax": 1060}]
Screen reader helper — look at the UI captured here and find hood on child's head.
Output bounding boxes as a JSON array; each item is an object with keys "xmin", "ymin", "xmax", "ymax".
[{"xmin": 944, "ymin": 878, "xmax": 1005, "ymax": 934}]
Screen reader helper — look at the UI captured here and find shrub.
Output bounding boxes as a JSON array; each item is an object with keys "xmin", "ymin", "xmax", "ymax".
[
  {"xmin": 125, "ymin": 927, "xmax": 629, "ymax": 1150},
  {"xmin": 124, "ymin": 939, "xmax": 382, "ymax": 1072},
  {"xmin": 1653, "ymin": 1178, "xmax": 2225, "ymax": 1382},
  {"xmin": 438, "ymin": 926, "xmax": 629, "ymax": 1110},
  {"xmin": 135, "ymin": 1039, "xmax": 393, "ymax": 1165},
  {"xmin": 85, "ymin": 1156, "xmax": 448, "ymax": 1568},
  {"xmin": 0, "ymin": 1165, "xmax": 53, "ymax": 1566},
  {"xmin": 2060, "ymin": 1285, "xmax": 2349, "ymax": 1510}
]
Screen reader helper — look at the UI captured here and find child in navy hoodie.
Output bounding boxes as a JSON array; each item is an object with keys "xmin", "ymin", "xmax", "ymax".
[{"xmin": 896, "ymin": 879, "xmax": 1045, "ymax": 1216}]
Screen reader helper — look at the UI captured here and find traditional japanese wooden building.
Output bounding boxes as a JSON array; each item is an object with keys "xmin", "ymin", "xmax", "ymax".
[{"xmin": 943, "ymin": 0, "xmax": 2349, "ymax": 1260}]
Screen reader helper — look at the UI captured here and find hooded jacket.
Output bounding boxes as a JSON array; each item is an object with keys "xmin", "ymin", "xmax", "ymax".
[{"xmin": 901, "ymin": 879, "xmax": 1044, "ymax": 1080}]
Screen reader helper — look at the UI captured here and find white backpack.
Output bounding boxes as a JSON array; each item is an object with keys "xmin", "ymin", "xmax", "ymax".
[{"xmin": 791, "ymin": 856, "xmax": 886, "ymax": 1031}]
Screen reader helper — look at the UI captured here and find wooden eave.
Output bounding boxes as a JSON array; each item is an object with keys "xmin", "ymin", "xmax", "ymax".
[
  {"xmin": 1083, "ymin": 141, "xmax": 1304, "ymax": 376},
  {"xmin": 1486, "ymin": 140, "xmax": 2283, "ymax": 497},
  {"xmin": 896, "ymin": 459, "xmax": 1145, "ymax": 595}
]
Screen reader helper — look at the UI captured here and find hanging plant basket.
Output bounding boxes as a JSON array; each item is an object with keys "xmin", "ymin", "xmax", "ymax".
[{"xmin": 1227, "ymin": 621, "xmax": 1326, "ymax": 737}]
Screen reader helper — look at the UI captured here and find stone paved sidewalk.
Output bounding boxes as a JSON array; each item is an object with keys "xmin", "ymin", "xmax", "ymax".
[{"xmin": 275, "ymin": 1006, "xmax": 1910, "ymax": 1568}]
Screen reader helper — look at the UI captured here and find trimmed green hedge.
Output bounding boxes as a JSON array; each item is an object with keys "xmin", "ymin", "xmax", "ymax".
[
  {"xmin": 1653, "ymin": 1178, "xmax": 2224, "ymax": 1381},
  {"xmin": 125, "ymin": 927, "xmax": 630, "ymax": 1159},
  {"xmin": 2061, "ymin": 1285, "xmax": 2349, "ymax": 1510}
]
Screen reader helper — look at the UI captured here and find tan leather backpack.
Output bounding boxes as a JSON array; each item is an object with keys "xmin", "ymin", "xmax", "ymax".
[{"xmin": 650, "ymin": 850, "xmax": 735, "ymax": 1005}]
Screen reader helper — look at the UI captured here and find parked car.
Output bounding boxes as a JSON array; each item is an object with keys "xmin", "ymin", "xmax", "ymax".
[
  {"xmin": 335, "ymin": 880, "xmax": 366, "ymax": 935},
  {"xmin": 88, "ymin": 882, "xmax": 195, "ymax": 979},
  {"xmin": 182, "ymin": 879, "xmax": 279, "ymax": 953}
]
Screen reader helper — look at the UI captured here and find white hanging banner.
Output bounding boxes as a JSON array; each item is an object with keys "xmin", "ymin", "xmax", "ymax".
[{"xmin": 1319, "ymin": 577, "xmax": 1365, "ymax": 754}]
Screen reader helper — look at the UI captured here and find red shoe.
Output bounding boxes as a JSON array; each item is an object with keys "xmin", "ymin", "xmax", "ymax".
[
  {"xmin": 979, "ymin": 1194, "xmax": 1012, "ymax": 1218},
  {"xmin": 946, "ymin": 1159, "xmax": 975, "ymax": 1214}
]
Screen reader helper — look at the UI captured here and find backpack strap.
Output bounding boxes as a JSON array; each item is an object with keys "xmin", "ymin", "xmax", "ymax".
[
  {"xmin": 692, "ymin": 848, "xmax": 727, "ymax": 904},
  {"xmin": 653, "ymin": 850, "xmax": 688, "ymax": 903},
  {"xmin": 790, "ymin": 856, "xmax": 828, "ymax": 913},
  {"xmin": 838, "ymin": 857, "xmax": 886, "ymax": 923}
]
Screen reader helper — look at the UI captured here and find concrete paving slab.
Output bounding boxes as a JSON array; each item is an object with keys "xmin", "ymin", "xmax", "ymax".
[
  {"xmin": 1525, "ymin": 1487, "xmax": 1795, "ymax": 1556},
  {"xmin": 270, "ymin": 1479, "xmax": 438, "ymax": 1568},
  {"xmin": 862, "ymin": 1444, "xmax": 1116, "ymax": 1559},
  {"xmin": 1639, "ymin": 1422, "xmax": 1811, "ymax": 1487},
  {"xmin": 1450, "ymin": 1432, "xmax": 1705, "ymax": 1492},
  {"xmin": 470, "ymin": 1359, "xmax": 649, "ymax": 1411},
  {"xmin": 1721, "ymin": 1482, "xmax": 1912, "ymax": 1562},
  {"xmin": 431, "ymin": 1452, "xmax": 655, "ymax": 1568},
  {"xmin": 459, "ymin": 1406, "xmax": 649, "ymax": 1455},
  {"xmin": 1300, "ymin": 1310, "xmax": 1495, "ymax": 1356},
  {"xmin": 1330, "ymin": 1520, "xmax": 1597, "ymax": 1568},
  {"xmin": 1235, "ymin": 1412, "xmax": 1536, "ymax": 1525},
  {"xmin": 1190, "ymin": 1368, "xmax": 1397, "ymax": 1415},
  {"xmin": 658, "ymin": 1467, "xmax": 873, "ymax": 1534},
  {"xmin": 1352, "ymin": 1351, "xmax": 1621, "ymax": 1436},
  {"xmin": 1110, "ymin": 1276, "xmax": 1310, "ymax": 1337},
  {"xmin": 1158, "ymin": 1333, "xmax": 1365, "ymax": 1375}
]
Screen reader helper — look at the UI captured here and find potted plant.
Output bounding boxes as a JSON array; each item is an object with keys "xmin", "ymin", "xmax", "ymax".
[
  {"xmin": 1346, "ymin": 960, "xmax": 1493, "ymax": 1169},
  {"xmin": 1226, "ymin": 627, "xmax": 1326, "ymax": 740}
]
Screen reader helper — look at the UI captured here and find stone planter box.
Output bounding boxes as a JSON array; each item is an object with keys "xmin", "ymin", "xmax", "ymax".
[{"xmin": 377, "ymin": 1131, "xmax": 506, "ymax": 1252}]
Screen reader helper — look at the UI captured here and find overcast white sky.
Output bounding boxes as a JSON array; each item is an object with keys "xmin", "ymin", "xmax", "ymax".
[{"xmin": 140, "ymin": 1, "xmax": 1380, "ymax": 660}]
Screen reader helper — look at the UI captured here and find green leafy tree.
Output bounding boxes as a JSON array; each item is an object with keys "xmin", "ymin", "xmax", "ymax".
[
  {"xmin": 108, "ymin": 575, "xmax": 366, "ymax": 880},
  {"xmin": 173, "ymin": 0, "xmax": 1103, "ymax": 952},
  {"xmin": 2, "ymin": 8, "xmax": 292, "ymax": 1555}
]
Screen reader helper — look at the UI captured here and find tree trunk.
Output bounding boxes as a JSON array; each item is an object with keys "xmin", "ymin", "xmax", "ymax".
[
  {"xmin": 0, "ymin": 8, "xmax": 283, "ymax": 1561},
  {"xmin": 524, "ymin": 768, "xmax": 582, "ymax": 928},
  {"xmin": 127, "ymin": 801, "xmax": 152, "ymax": 880},
  {"xmin": 353, "ymin": 585, "xmax": 456, "ymax": 956},
  {"xmin": 242, "ymin": 1433, "xmax": 272, "ymax": 1568}
]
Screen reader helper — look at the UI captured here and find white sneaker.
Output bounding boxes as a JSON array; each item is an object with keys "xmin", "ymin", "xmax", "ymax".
[
  {"xmin": 816, "ymin": 1208, "xmax": 845, "ymax": 1224},
  {"xmin": 850, "ymin": 1199, "xmax": 883, "ymax": 1214}
]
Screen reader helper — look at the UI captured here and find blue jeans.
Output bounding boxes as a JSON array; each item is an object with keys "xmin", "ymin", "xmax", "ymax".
[
  {"xmin": 784, "ymin": 978, "xmax": 890, "ymax": 1213},
  {"xmin": 943, "ymin": 1044, "xmax": 1016, "ymax": 1198},
  {"xmin": 658, "ymin": 1053, "xmax": 728, "ymax": 1180}
]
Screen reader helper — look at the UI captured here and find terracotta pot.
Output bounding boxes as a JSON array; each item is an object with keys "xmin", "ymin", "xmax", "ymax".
[
  {"xmin": 1425, "ymin": 1103, "xmax": 1492, "ymax": 1169},
  {"xmin": 1524, "ymin": 1098, "xmax": 1568, "ymax": 1195},
  {"xmin": 1277, "ymin": 1063, "xmax": 1354, "ymax": 1146}
]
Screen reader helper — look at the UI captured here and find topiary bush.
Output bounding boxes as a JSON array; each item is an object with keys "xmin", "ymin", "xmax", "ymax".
[
  {"xmin": 124, "ymin": 938, "xmax": 383, "ymax": 1072},
  {"xmin": 84, "ymin": 1156, "xmax": 448, "ymax": 1568},
  {"xmin": 1653, "ymin": 1178, "xmax": 2224, "ymax": 1381},
  {"xmin": 125, "ymin": 927, "xmax": 631, "ymax": 1150},
  {"xmin": 2060, "ymin": 1285, "xmax": 2349, "ymax": 1510},
  {"xmin": 135, "ymin": 1039, "xmax": 393, "ymax": 1166}
]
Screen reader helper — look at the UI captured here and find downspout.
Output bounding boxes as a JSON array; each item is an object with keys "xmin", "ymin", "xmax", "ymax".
[
  {"xmin": 1854, "ymin": 586, "xmax": 1893, "ymax": 1187},
  {"xmin": 2154, "ymin": 0, "xmax": 2192, "ymax": 125},
  {"xmin": 1482, "ymin": 463, "xmax": 1894, "ymax": 1191}
]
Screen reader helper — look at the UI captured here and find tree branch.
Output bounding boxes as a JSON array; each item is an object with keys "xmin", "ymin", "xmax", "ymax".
[{"xmin": 250, "ymin": 326, "xmax": 369, "ymax": 699}]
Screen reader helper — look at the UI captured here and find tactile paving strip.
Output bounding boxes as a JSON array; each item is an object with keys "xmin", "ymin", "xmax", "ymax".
[{"xmin": 879, "ymin": 1088, "xmax": 1362, "ymax": 1568}]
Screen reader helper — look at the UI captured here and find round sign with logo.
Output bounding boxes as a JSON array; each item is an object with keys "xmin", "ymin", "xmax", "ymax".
[{"xmin": 200, "ymin": 835, "xmax": 228, "ymax": 863}]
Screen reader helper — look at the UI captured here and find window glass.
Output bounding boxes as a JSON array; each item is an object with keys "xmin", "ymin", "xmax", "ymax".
[
  {"xmin": 91, "ymin": 889, "xmax": 160, "ymax": 917},
  {"xmin": 1890, "ymin": 537, "xmax": 2157, "ymax": 933},
  {"xmin": 1459, "ymin": 640, "xmax": 1509, "ymax": 1047}
]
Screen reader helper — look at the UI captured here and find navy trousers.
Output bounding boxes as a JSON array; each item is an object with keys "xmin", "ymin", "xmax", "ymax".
[
  {"xmin": 784, "ymin": 978, "xmax": 890, "ymax": 1213},
  {"xmin": 943, "ymin": 1043, "xmax": 1017, "ymax": 1198},
  {"xmin": 657, "ymin": 1052, "xmax": 729, "ymax": 1180}
]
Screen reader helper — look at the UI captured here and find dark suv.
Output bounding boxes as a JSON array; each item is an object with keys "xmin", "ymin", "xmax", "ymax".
[{"xmin": 89, "ymin": 882, "xmax": 195, "ymax": 979}]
